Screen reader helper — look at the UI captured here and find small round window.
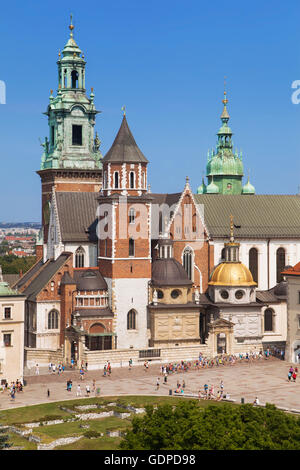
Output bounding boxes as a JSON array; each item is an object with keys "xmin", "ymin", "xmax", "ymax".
[
  {"xmin": 171, "ymin": 289, "xmax": 181, "ymax": 299},
  {"xmin": 220, "ymin": 290, "xmax": 229, "ymax": 300},
  {"xmin": 235, "ymin": 290, "xmax": 244, "ymax": 300},
  {"xmin": 157, "ymin": 290, "xmax": 164, "ymax": 299}
]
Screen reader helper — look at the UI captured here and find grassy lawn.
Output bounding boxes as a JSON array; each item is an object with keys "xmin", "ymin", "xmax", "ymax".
[{"xmin": 0, "ymin": 395, "xmax": 237, "ymax": 450}]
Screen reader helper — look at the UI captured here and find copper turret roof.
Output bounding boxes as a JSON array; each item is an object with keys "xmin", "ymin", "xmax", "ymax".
[{"xmin": 103, "ymin": 115, "xmax": 148, "ymax": 164}]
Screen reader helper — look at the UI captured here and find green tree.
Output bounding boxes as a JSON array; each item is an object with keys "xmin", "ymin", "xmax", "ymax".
[
  {"xmin": 119, "ymin": 402, "xmax": 300, "ymax": 450},
  {"xmin": 0, "ymin": 254, "xmax": 36, "ymax": 275},
  {"xmin": 0, "ymin": 426, "xmax": 11, "ymax": 449}
]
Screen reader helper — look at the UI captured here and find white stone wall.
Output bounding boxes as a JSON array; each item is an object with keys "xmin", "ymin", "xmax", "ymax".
[
  {"xmin": 36, "ymin": 302, "xmax": 60, "ymax": 350},
  {"xmin": 221, "ymin": 306, "xmax": 262, "ymax": 342},
  {"xmin": 261, "ymin": 301, "xmax": 287, "ymax": 344},
  {"xmin": 107, "ymin": 277, "xmax": 150, "ymax": 349},
  {"xmin": 214, "ymin": 239, "xmax": 300, "ymax": 290},
  {"xmin": 63, "ymin": 242, "xmax": 98, "ymax": 267}
]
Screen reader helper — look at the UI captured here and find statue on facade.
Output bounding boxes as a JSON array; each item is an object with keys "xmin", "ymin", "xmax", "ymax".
[
  {"xmin": 94, "ymin": 132, "xmax": 101, "ymax": 152},
  {"xmin": 39, "ymin": 137, "xmax": 49, "ymax": 155}
]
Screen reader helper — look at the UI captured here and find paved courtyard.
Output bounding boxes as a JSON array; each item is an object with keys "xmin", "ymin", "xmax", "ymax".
[{"xmin": 1, "ymin": 358, "xmax": 300, "ymax": 412}]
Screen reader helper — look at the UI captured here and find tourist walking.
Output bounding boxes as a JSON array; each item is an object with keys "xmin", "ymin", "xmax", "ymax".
[
  {"xmin": 129, "ymin": 358, "xmax": 133, "ymax": 370},
  {"xmin": 35, "ymin": 364, "xmax": 39, "ymax": 375},
  {"xmin": 156, "ymin": 377, "xmax": 160, "ymax": 390},
  {"xmin": 86, "ymin": 384, "xmax": 90, "ymax": 397},
  {"xmin": 77, "ymin": 384, "xmax": 81, "ymax": 397}
]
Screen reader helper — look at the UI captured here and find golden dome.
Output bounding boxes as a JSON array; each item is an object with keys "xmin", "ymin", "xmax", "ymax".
[{"xmin": 208, "ymin": 262, "xmax": 256, "ymax": 287}]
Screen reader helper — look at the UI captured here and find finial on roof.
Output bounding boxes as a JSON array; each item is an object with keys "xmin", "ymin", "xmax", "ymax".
[
  {"xmin": 186, "ymin": 176, "xmax": 190, "ymax": 184},
  {"xmin": 69, "ymin": 13, "xmax": 74, "ymax": 37},
  {"xmin": 221, "ymin": 76, "xmax": 230, "ymax": 121},
  {"xmin": 230, "ymin": 214, "xmax": 234, "ymax": 242},
  {"xmin": 121, "ymin": 105, "xmax": 126, "ymax": 116}
]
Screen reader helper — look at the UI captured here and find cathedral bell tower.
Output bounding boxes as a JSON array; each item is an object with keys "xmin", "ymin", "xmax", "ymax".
[
  {"xmin": 97, "ymin": 112, "xmax": 152, "ymax": 349},
  {"xmin": 37, "ymin": 16, "xmax": 103, "ymax": 244}
]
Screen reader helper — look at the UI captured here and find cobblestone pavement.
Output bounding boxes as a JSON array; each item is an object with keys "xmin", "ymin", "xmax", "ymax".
[{"xmin": 1, "ymin": 358, "xmax": 300, "ymax": 412}]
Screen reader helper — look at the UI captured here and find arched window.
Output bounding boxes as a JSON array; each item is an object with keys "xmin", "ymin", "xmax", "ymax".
[
  {"xmin": 183, "ymin": 246, "xmax": 193, "ymax": 280},
  {"xmin": 264, "ymin": 309, "xmax": 274, "ymax": 332},
  {"xmin": 114, "ymin": 171, "xmax": 119, "ymax": 189},
  {"xmin": 130, "ymin": 171, "xmax": 135, "ymax": 189},
  {"xmin": 249, "ymin": 248, "xmax": 258, "ymax": 283},
  {"xmin": 276, "ymin": 248, "xmax": 285, "ymax": 283},
  {"xmin": 71, "ymin": 70, "xmax": 79, "ymax": 88},
  {"xmin": 48, "ymin": 310, "xmax": 59, "ymax": 329},
  {"xmin": 129, "ymin": 238, "xmax": 135, "ymax": 257},
  {"xmin": 127, "ymin": 310, "xmax": 137, "ymax": 330},
  {"xmin": 75, "ymin": 246, "xmax": 85, "ymax": 268}
]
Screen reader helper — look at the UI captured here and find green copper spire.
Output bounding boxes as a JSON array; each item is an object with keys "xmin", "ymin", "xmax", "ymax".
[
  {"xmin": 40, "ymin": 16, "xmax": 102, "ymax": 171},
  {"xmin": 204, "ymin": 87, "xmax": 245, "ymax": 195}
]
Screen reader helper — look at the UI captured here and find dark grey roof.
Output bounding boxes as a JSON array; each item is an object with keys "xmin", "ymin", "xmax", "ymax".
[
  {"xmin": 151, "ymin": 258, "xmax": 193, "ymax": 287},
  {"xmin": 73, "ymin": 269, "xmax": 107, "ymax": 290},
  {"xmin": 13, "ymin": 259, "xmax": 44, "ymax": 291},
  {"xmin": 23, "ymin": 252, "xmax": 72, "ymax": 301},
  {"xmin": 55, "ymin": 192, "xmax": 99, "ymax": 242},
  {"xmin": 103, "ymin": 116, "xmax": 148, "ymax": 164},
  {"xmin": 77, "ymin": 308, "xmax": 113, "ymax": 317},
  {"xmin": 149, "ymin": 302, "xmax": 200, "ymax": 310},
  {"xmin": 61, "ymin": 272, "xmax": 76, "ymax": 285},
  {"xmin": 194, "ymin": 194, "xmax": 300, "ymax": 238},
  {"xmin": 256, "ymin": 290, "xmax": 279, "ymax": 303}
]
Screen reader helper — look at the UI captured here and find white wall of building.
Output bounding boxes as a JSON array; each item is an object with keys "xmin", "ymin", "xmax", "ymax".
[
  {"xmin": 105, "ymin": 277, "xmax": 149, "ymax": 350},
  {"xmin": 36, "ymin": 301, "xmax": 61, "ymax": 350},
  {"xmin": 214, "ymin": 239, "xmax": 300, "ymax": 290}
]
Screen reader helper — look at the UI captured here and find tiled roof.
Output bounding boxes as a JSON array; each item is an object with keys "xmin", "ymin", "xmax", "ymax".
[
  {"xmin": 55, "ymin": 192, "xmax": 99, "ymax": 242},
  {"xmin": 194, "ymin": 194, "xmax": 300, "ymax": 238},
  {"xmin": 23, "ymin": 252, "xmax": 72, "ymax": 301}
]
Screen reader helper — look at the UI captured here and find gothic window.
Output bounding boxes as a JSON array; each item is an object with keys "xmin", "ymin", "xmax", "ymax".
[
  {"xmin": 276, "ymin": 248, "xmax": 286, "ymax": 283},
  {"xmin": 114, "ymin": 171, "xmax": 119, "ymax": 189},
  {"xmin": 72, "ymin": 125, "xmax": 82, "ymax": 145},
  {"xmin": 48, "ymin": 310, "xmax": 59, "ymax": 330},
  {"xmin": 130, "ymin": 171, "xmax": 135, "ymax": 189},
  {"xmin": 71, "ymin": 70, "xmax": 79, "ymax": 88},
  {"xmin": 183, "ymin": 246, "xmax": 193, "ymax": 280},
  {"xmin": 249, "ymin": 248, "xmax": 258, "ymax": 283},
  {"xmin": 129, "ymin": 238, "xmax": 135, "ymax": 257},
  {"xmin": 127, "ymin": 309, "xmax": 137, "ymax": 330},
  {"xmin": 264, "ymin": 308, "xmax": 274, "ymax": 332},
  {"xmin": 75, "ymin": 246, "xmax": 85, "ymax": 268}
]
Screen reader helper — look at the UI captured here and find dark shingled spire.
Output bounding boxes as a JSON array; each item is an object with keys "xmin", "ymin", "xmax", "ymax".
[
  {"xmin": 61, "ymin": 271, "xmax": 76, "ymax": 285},
  {"xmin": 103, "ymin": 115, "xmax": 148, "ymax": 164}
]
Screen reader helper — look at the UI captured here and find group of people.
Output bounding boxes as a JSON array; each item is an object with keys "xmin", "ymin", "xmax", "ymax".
[
  {"xmin": 75, "ymin": 380, "xmax": 100, "ymax": 397},
  {"xmin": 103, "ymin": 361, "xmax": 112, "ymax": 376},
  {"xmin": 47, "ymin": 363, "xmax": 66, "ymax": 375},
  {"xmin": 288, "ymin": 365, "xmax": 298, "ymax": 382},
  {"xmin": 4, "ymin": 380, "xmax": 23, "ymax": 400}
]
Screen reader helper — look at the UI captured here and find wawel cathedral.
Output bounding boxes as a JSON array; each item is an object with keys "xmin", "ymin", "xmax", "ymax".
[{"xmin": 13, "ymin": 20, "xmax": 300, "ymax": 369}]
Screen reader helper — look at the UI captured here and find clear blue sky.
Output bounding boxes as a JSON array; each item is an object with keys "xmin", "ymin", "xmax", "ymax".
[{"xmin": 0, "ymin": 0, "xmax": 300, "ymax": 222}]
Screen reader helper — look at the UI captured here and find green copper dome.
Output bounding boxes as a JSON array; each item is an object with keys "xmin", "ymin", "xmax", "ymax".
[
  {"xmin": 206, "ymin": 176, "xmax": 219, "ymax": 194},
  {"xmin": 197, "ymin": 177, "xmax": 207, "ymax": 194},
  {"xmin": 242, "ymin": 178, "xmax": 255, "ymax": 194}
]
